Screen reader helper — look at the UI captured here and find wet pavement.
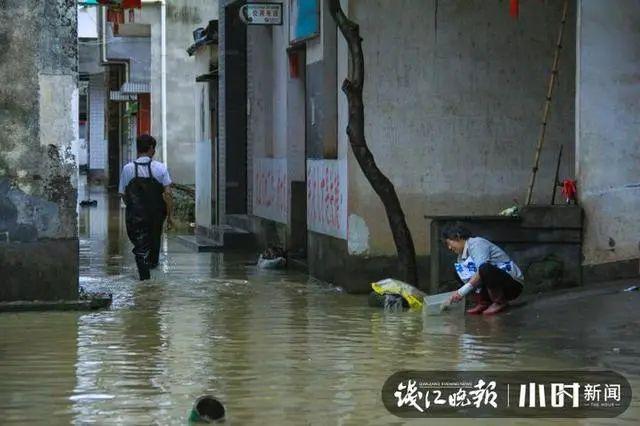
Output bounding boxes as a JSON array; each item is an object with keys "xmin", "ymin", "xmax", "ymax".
[{"xmin": 0, "ymin": 186, "xmax": 639, "ymax": 425}]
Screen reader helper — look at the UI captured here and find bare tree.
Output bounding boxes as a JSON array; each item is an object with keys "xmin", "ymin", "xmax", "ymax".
[{"xmin": 329, "ymin": 0, "xmax": 418, "ymax": 285}]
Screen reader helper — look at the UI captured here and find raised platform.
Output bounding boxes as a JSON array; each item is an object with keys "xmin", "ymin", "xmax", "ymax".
[
  {"xmin": 175, "ymin": 234, "xmax": 221, "ymax": 252},
  {"xmin": 176, "ymin": 223, "xmax": 255, "ymax": 252},
  {"xmin": 426, "ymin": 205, "xmax": 583, "ymax": 295},
  {"xmin": 0, "ymin": 294, "xmax": 112, "ymax": 313}
]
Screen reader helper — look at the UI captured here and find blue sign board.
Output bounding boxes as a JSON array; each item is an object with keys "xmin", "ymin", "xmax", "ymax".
[{"xmin": 289, "ymin": 0, "xmax": 320, "ymax": 44}]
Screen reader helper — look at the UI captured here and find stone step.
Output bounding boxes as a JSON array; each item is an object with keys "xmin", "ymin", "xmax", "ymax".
[
  {"xmin": 175, "ymin": 234, "xmax": 222, "ymax": 252},
  {"xmin": 177, "ymin": 224, "xmax": 255, "ymax": 252},
  {"xmin": 225, "ymin": 214, "xmax": 252, "ymax": 232}
]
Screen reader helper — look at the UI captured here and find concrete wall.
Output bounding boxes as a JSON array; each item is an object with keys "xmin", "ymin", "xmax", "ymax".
[
  {"xmin": 150, "ymin": 0, "xmax": 219, "ymax": 185},
  {"xmin": 346, "ymin": 0, "xmax": 576, "ymax": 258},
  {"xmin": 0, "ymin": 0, "xmax": 79, "ymax": 301},
  {"xmin": 106, "ymin": 27, "xmax": 151, "ymax": 84},
  {"xmin": 576, "ymin": 0, "xmax": 640, "ymax": 269}
]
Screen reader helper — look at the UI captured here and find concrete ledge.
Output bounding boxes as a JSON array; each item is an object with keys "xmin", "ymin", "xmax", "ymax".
[
  {"xmin": 427, "ymin": 206, "xmax": 583, "ymax": 294},
  {"xmin": 0, "ymin": 239, "xmax": 79, "ymax": 302},
  {"xmin": 307, "ymin": 231, "xmax": 431, "ymax": 294},
  {"xmin": 0, "ymin": 295, "xmax": 112, "ymax": 313},
  {"xmin": 520, "ymin": 205, "xmax": 583, "ymax": 229},
  {"xmin": 176, "ymin": 234, "xmax": 221, "ymax": 252},
  {"xmin": 583, "ymin": 258, "xmax": 640, "ymax": 284}
]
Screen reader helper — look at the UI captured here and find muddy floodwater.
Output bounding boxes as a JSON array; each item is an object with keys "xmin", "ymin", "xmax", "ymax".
[{"xmin": 1, "ymin": 188, "xmax": 639, "ymax": 425}]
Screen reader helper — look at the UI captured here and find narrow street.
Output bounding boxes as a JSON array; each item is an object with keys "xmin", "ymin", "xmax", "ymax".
[
  {"xmin": 2, "ymin": 1, "xmax": 640, "ymax": 424},
  {"xmin": 0, "ymin": 186, "xmax": 638, "ymax": 424}
]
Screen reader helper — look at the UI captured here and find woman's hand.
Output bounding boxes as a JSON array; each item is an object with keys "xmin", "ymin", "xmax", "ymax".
[{"xmin": 449, "ymin": 291, "xmax": 463, "ymax": 304}]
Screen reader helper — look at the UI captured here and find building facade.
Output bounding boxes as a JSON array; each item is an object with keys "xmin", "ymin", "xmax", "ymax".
[{"xmin": 213, "ymin": 0, "xmax": 596, "ymax": 292}]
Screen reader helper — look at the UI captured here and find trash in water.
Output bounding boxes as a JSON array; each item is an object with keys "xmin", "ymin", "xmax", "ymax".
[
  {"xmin": 189, "ymin": 395, "xmax": 225, "ymax": 423},
  {"xmin": 257, "ymin": 247, "xmax": 287, "ymax": 269},
  {"xmin": 623, "ymin": 285, "xmax": 639, "ymax": 292},
  {"xmin": 370, "ymin": 278, "xmax": 425, "ymax": 310},
  {"xmin": 383, "ymin": 294, "xmax": 408, "ymax": 311},
  {"xmin": 498, "ymin": 205, "xmax": 519, "ymax": 217},
  {"xmin": 79, "ymin": 199, "xmax": 98, "ymax": 207}
]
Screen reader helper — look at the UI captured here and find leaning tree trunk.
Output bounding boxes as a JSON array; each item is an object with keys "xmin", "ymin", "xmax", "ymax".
[{"xmin": 329, "ymin": 0, "xmax": 418, "ymax": 286}]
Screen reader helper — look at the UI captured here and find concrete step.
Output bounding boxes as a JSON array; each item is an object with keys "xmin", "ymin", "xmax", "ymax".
[
  {"xmin": 225, "ymin": 214, "xmax": 252, "ymax": 232},
  {"xmin": 175, "ymin": 234, "xmax": 222, "ymax": 252},
  {"xmin": 218, "ymin": 224, "xmax": 256, "ymax": 250},
  {"xmin": 176, "ymin": 224, "xmax": 256, "ymax": 251}
]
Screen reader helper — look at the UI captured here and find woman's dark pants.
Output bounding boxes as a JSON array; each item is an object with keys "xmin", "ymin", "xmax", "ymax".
[{"xmin": 478, "ymin": 263, "xmax": 523, "ymax": 304}]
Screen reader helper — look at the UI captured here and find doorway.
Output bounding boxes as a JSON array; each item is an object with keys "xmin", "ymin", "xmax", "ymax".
[
  {"xmin": 209, "ymin": 73, "xmax": 219, "ymax": 227},
  {"xmin": 107, "ymin": 64, "xmax": 124, "ymax": 189},
  {"xmin": 287, "ymin": 46, "xmax": 308, "ymax": 258},
  {"xmin": 224, "ymin": 0, "xmax": 248, "ymax": 214}
]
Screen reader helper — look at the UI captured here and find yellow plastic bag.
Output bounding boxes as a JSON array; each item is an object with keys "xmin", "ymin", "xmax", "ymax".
[{"xmin": 371, "ymin": 278, "xmax": 425, "ymax": 310}]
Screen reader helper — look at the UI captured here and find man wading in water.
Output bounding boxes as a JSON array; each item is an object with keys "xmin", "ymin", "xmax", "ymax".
[{"xmin": 118, "ymin": 134, "xmax": 174, "ymax": 280}]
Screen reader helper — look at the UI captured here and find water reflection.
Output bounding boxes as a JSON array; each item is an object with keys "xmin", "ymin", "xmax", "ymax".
[{"xmin": 0, "ymin": 188, "xmax": 638, "ymax": 424}]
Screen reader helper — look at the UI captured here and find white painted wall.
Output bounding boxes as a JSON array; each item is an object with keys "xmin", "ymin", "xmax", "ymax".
[{"xmin": 576, "ymin": 0, "xmax": 640, "ymax": 265}]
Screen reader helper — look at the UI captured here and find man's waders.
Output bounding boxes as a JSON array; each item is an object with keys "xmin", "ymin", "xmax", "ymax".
[{"xmin": 124, "ymin": 161, "xmax": 167, "ymax": 280}]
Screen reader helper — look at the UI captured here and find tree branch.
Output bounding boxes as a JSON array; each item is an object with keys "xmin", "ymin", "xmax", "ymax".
[{"xmin": 330, "ymin": 0, "xmax": 418, "ymax": 285}]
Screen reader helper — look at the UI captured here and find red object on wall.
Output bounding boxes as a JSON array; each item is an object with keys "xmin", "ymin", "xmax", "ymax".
[
  {"xmin": 137, "ymin": 94, "xmax": 151, "ymax": 136},
  {"xmin": 122, "ymin": 0, "xmax": 142, "ymax": 9},
  {"xmin": 288, "ymin": 51, "xmax": 300, "ymax": 79},
  {"xmin": 106, "ymin": 7, "xmax": 124, "ymax": 24},
  {"xmin": 561, "ymin": 179, "xmax": 577, "ymax": 203},
  {"xmin": 98, "ymin": 0, "xmax": 141, "ymax": 8},
  {"xmin": 510, "ymin": 0, "xmax": 519, "ymax": 19}
]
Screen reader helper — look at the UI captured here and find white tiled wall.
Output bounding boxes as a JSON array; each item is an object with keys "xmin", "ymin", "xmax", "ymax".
[{"xmin": 89, "ymin": 73, "xmax": 107, "ymax": 171}]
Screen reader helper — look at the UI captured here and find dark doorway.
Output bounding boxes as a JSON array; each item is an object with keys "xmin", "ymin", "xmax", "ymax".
[
  {"xmin": 107, "ymin": 64, "xmax": 124, "ymax": 189},
  {"xmin": 209, "ymin": 73, "xmax": 219, "ymax": 226},
  {"xmin": 224, "ymin": 0, "xmax": 248, "ymax": 214},
  {"xmin": 287, "ymin": 46, "xmax": 308, "ymax": 258}
]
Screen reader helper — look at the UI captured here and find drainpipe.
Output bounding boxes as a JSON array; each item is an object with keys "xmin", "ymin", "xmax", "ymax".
[{"xmin": 142, "ymin": 0, "xmax": 168, "ymax": 165}]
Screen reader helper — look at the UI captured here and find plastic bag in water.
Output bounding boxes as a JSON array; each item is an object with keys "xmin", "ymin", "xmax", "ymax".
[
  {"xmin": 383, "ymin": 294, "xmax": 408, "ymax": 311},
  {"xmin": 371, "ymin": 278, "xmax": 425, "ymax": 310}
]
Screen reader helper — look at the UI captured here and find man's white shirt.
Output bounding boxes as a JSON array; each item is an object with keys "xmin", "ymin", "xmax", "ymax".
[{"xmin": 118, "ymin": 156, "xmax": 172, "ymax": 194}]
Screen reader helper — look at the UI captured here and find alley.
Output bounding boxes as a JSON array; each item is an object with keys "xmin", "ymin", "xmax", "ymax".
[
  {"xmin": 2, "ymin": 1, "xmax": 640, "ymax": 424},
  {"xmin": 0, "ymin": 186, "xmax": 638, "ymax": 424}
]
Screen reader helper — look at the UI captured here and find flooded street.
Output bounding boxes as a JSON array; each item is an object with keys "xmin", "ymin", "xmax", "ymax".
[{"xmin": 1, "ymin": 188, "xmax": 639, "ymax": 425}]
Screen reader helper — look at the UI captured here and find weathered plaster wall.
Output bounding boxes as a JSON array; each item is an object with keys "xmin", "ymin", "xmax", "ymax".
[
  {"xmin": 346, "ymin": 0, "xmax": 576, "ymax": 257},
  {"xmin": 576, "ymin": 0, "xmax": 640, "ymax": 266},
  {"xmin": 150, "ymin": 0, "xmax": 219, "ymax": 185},
  {"xmin": 0, "ymin": 0, "xmax": 79, "ymax": 301}
]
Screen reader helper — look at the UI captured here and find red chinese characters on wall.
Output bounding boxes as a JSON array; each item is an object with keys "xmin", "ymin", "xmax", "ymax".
[
  {"xmin": 307, "ymin": 161, "xmax": 345, "ymax": 238},
  {"xmin": 254, "ymin": 159, "xmax": 288, "ymax": 223}
]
